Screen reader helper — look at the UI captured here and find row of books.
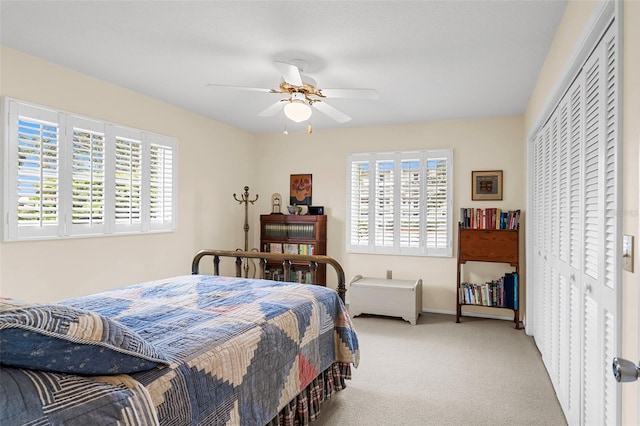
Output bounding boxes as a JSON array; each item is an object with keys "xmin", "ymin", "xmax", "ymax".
[
  {"xmin": 264, "ymin": 268, "xmax": 314, "ymax": 284},
  {"xmin": 459, "ymin": 272, "xmax": 519, "ymax": 310},
  {"xmin": 263, "ymin": 223, "xmax": 315, "ymax": 238},
  {"xmin": 263, "ymin": 243, "xmax": 315, "ymax": 255},
  {"xmin": 459, "ymin": 208, "xmax": 520, "ymax": 230}
]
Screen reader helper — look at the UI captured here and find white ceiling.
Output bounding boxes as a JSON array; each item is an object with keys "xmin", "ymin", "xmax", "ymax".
[{"xmin": 0, "ymin": 0, "xmax": 567, "ymax": 135}]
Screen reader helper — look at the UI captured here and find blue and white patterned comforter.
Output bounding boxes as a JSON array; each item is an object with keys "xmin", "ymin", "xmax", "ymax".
[{"xmin": 0, "ymin": 275, "xmax": 360, "ymax": 425}]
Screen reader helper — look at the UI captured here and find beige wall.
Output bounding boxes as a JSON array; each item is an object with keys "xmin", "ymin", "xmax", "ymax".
[
  {"xmin": 524, "ymin": 1, "xmax": 640, "ymax": 424},
  {"xmin": 0, "ymin": 47, "xmax": 257, "ymax": 301},
  {"xmin": 251, "ymin": 117, "xmax": 526, "ymax": 316}
]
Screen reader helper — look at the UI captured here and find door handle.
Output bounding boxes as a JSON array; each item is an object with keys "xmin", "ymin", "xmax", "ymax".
[{"xmin": 612, "ymin": 357, "xmax": 640, "ymax": 382}]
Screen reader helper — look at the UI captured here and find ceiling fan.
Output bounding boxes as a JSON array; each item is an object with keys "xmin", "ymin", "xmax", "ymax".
[{"xmin": 207, "ymin": 60, "xmax": 379, "ymax": 125}]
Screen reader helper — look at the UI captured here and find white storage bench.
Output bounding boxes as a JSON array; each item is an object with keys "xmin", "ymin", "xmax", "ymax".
[{"xmin": 348, "ymin": 275, "xmax": 422, "ymax": 325}]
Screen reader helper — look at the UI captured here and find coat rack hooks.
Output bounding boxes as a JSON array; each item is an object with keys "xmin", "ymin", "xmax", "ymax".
[{"xmin": 233, "ymin": 186, "xmax": 259, "ymax": 277}]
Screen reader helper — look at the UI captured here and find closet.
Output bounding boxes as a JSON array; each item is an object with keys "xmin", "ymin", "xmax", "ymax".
[{"xmin": 529, "ymin": 4, "xmax": 620, "ymax": 425}]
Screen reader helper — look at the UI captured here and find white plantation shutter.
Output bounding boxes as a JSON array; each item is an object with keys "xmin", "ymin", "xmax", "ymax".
[
  {"xmin": 11, "ymin": 107, "xmax": 60, "ymax": 236},
  {"xmin": 425, "ymin": 157, "xmax": 448, "ymax": 250},
  {"xmin": 2, "ymin": 98, "xmax": 177, "ymax": 241},
  {"xmin": 347, "ymin": 149, "xmax": 452, "ymax": 256},
  {"xmin": 349, "ymin": 159, "xmax": 370, "ymax": 247},
  {"xmin": 148, "ymin": 138, "xmax": 176, "ymax": 230},
  {"xmin": 375, "ymin": 159, "xmax": 394, "ymax": 248},
  {"xmin": 400, "ymin": 159, "xmax": 420, "ymax": 248},
  {"xmin": 7, "ymin": 102, "xmax": 62, "ymax": 239},
  {"xmin": 114, "ymin": 134, "xmax": 143, "ymax": 229},
  {"xmin": 70, "ymin": 117, "xmax": 105, "ymax": 234}
]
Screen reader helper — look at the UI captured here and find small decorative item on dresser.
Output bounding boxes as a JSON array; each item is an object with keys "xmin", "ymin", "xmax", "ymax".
[
  {"xmin": 270, "ymin": 193, "xmax": 283, "ymax": 214},
  {"xmin": 286, "ymin": 205, "xmax": 308, "ymax": 215},
  {"xmin": 471, "ymin": 170, "xmax": 503, "ymax": 201}
]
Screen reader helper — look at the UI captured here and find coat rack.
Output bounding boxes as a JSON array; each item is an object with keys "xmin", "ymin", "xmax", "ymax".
[{"xmin": 233, "ymin": 186, "xmax": 259, "ymax": 277}]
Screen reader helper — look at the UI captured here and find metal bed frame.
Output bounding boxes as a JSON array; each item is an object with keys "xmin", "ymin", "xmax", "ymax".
[{"xmin": 191, "ymin": 249, "xmax": 347, "ymax": 302}]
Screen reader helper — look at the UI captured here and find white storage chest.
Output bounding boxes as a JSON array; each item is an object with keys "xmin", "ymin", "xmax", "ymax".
[{"xmin": 348, "ymin": 275, "xmax": 422, "ymax": 325}]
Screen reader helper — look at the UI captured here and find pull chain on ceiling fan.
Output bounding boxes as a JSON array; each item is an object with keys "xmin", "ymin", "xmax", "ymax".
[{"xmin": 207, "ymin": 59, "xmax": 379, "ymax": 126}]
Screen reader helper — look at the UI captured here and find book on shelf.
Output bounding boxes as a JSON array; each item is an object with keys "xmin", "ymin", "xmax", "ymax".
[
  {"xmin": 265, "ymin": 267, "xmax": 313, "ymax": 284},
  {"xmin": 284, "ymin": 243, "xmax": 298, "ymax": 254},
  {"xmin": 459, "ymin": 208, "xmax": 520, "ymax": 230},
  {"xmin": 269, "ymin": 243, "xmax": 283, "ymax": 253},
  {"xmin": 263, "ymin": 242, "xmax": 315, "ymax": 255},
  {"xmin": 459, "ymin": 272, "xmax": 518, "ymax": 310},
  {"xmin": 503, "ymin": 272, "xmax": 519, "ymax": 310}
]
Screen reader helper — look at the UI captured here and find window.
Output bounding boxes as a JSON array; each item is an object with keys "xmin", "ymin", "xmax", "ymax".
[
  {"xmin": 2, "ymin": 98, "xmax": 177, "ymax": 241},
  {"xmin": 347, "ymin": 149, "xmax": 452, "ymax": 257}
]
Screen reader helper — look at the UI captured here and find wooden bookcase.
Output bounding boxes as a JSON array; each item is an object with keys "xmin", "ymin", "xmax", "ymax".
[
  {"xmin": 260, "ymin": 214, "xmax": 327, "ymax": 285},
  {"xmin": 456, "ymin": 223, "xmax": 521, "ymax": 329}
]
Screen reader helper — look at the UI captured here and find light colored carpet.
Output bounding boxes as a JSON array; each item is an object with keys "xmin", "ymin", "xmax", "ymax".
[{"xmin": 315, "ymin": 313, "xmax": 567, "ymax": 426}]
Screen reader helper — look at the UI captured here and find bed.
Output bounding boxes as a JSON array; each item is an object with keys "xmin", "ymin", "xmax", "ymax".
[{"xmin": 0, "ymin": 250, "xmax": 359, "ymax": 425}]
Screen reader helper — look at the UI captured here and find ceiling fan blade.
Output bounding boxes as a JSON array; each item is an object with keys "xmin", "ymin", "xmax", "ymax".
[
  {"xmin": 206, "ymin": 83, "xmax": 275, "ymax": 93},
  {"xmin": 274, "ymin": 61, "xmax": 303, "ymax": 86},
  {"xmin": 312, "ymin": 101, "xmax": 351, "ymax": 123},
  {"xmin": 258, "ymin": 100, "xmax": 285, "ymax": 117},
  {"xmin": 320, "ymin": 88, "xmax": 380, "ymax": 100}
]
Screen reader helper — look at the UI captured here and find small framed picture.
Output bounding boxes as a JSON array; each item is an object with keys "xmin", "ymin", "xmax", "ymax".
[
  {"xmin": 472, "ymin": 170, "xmax": 503, "ymax": 201},
  {"xmin": 290, "ymin": 174, "xmax": 312, "ymax": 205}
]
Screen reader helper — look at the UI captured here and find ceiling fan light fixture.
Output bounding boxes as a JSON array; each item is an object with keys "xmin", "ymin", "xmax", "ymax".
[{"xmin": 284, "ymin": 99, "xmax": 312, "ymax": 123}]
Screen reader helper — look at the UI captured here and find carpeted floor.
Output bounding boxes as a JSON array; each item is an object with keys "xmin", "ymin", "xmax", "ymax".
[{"xmin": 315, "ymin": 313, "xmax": 567, "ymax": 426}]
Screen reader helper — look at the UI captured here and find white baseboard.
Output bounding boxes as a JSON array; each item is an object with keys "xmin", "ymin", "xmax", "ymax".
[
  {"xmin": 347, "ymin": 303, "xmax": 522, "ymax": 325},
  {"xmin": 422, "ymin": 308, "xmax": 515, "ymax": 322}
]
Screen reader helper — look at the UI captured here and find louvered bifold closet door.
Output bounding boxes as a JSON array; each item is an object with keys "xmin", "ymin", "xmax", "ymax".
[
  {"xmin": 581, "ymin": 40, "xmax": 602, "ymax": 426},
  {"xmin": 532, "ymin": 129, "xmax": 546, "ymax": 370},
  {"xmin": 541, "ymin": 117, "xmax": 553, "ymax": 367},
  {"xmin": 556, "ymin": 93, "xmax": 571, "ymax": 414},
  {"xmin": 548, "ymin": 110, "xmax": 561, "ymax": 386},
  {"xmin": 581, "ymin": 22, "xmax": 619, "ymax": 426},
  {"xmin": 567, "ymin": 73, "xmax": 585, "ymax": 426},
  {"xmin": 601, "ymin": 28, "xmax": 620, "ymax": 423},
  {"xmin": 585, "ymin": 22, "xmax": 620, "ymax": 425},
  {"xmin": 530, "ymin": 18, "xmax": 619, "ymax": 426}
]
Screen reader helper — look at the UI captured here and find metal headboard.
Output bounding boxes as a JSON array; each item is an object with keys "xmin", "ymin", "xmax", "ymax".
[{"xmin": 191, "ymin": 249, "xmax": 346, "ymax": 302}]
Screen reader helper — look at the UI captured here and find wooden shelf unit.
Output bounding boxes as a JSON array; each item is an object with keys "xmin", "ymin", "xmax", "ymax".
[
  {"xmin": 260, "ymin": 214, "xmax": 327, "ymax": 285},
  {"xmin": 456, "ymin": 223, "xmax": 521, "ymax": 329}
]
